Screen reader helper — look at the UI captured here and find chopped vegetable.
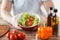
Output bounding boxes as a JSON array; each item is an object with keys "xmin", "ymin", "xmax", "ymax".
[{"xmin": 18, "ymin": 12, "xmax": 39, "ymax": 27}]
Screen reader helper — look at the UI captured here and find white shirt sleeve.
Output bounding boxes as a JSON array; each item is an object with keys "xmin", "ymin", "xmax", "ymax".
[
  {"xmin": 8, "ymin": 0, "xmax": 12, "ymax": 2},
  {"xmin": 42, "ymin": 0, "xmax": 48, "ymax": 2}
]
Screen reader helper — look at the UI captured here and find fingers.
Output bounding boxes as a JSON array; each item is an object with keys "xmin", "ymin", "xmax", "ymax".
[{"xmin": 40, "ymin": 16, "xmax": 47, "ymax": 23}]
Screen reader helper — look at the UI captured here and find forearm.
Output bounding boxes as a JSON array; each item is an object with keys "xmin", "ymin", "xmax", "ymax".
[
  {"xmin": 1, "ymin": 0, "xmax": 20, "ymax": 29},
  {"xmin": 1, "ymin": 0, "xmax": 12, "ymax": 16},
  {"xmin": 43, "ymin": 0, "xmax": 54, "ymax": 13},
  {"xmin": 1, "ymin": 9, "xmax": 13, "ymax": 23},
  {"xmin": 1, "ymin": 0, "xmax": 13, "ymax": 23}
]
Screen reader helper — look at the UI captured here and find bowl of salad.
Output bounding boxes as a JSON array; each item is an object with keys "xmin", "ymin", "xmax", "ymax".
[{"xmin": 16, "ymin": 12, "xmax": 40, "ymax": 31}]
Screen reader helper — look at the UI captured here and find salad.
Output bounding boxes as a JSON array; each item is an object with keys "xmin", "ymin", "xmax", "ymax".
[{"xmin": 18, "ymin": 12, "xmax": 39, "ymax": 27}]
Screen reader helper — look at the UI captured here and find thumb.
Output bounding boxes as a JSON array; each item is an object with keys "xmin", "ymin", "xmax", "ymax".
[{"xmin": 11, "ymin": 17, "xmax": 21, "ymax": 29}]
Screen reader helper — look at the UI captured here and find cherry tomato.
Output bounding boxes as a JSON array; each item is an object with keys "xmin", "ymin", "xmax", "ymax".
[
  {"xmin": 18, "ymin": 32, "xmax": 26, "ymax": 40},
  {"xmin": 38, "ymin": 26, "xmax": 52, "ymax": 40},
  {"xmin": 25, "ymin": 21, "xmax": 33, "ymax": 26},
  {"xmin": 28, "ymin": 16, "xmax": 34, "ymax": 21},
  {"xmin": 6, "ymin": 32, "xmax": 12, "ymax": 38},
  {"xmin": 10, "ymin": 33, "xmax": 17, "ymax": 40},
  {"xmin": 12, "ymin": 30, "xmax": 18, "ymax": 35},
  {"xmin": 12, "ymin": 30, "xmax": 17, "ymax": 33}
]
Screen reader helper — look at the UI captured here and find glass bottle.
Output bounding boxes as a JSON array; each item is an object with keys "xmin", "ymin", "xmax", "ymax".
[
  {"xmin": 51, "ymin": 9, "xmax": 59, "ymax": 36},
  {"xmin": 47, "ymin": 7, "xmax": 53, "ymax": 26}
]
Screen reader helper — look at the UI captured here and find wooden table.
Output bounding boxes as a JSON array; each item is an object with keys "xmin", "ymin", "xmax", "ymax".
[
  {"xmin": 0, "ymin": 18, "xmax": 60, "ymax": 40},
  {"xmin": 0, "ymin": 18, "xmax": 37, "ymax": 40}
]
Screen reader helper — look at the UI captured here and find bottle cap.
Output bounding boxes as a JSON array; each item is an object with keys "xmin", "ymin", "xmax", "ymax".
[
  {"xmin": 50, "ymin": 7, "xmax": 53, "ymax": 10},
  {"xmin": 50, "ymin": 13, "xmax": 52, "ymax": 16},
  {"xmin": 54, "ymin": 9, "xmax": 57, "ymax": 13}
]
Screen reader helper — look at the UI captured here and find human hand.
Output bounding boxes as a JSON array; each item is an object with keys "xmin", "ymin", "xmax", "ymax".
[
  {"xmin": 11, "ymin": 17, "xmax": 21, "ymax": 29},
  {"xmin": 40, "ymin": 16, "xmax": 47, "ymax": 25}
]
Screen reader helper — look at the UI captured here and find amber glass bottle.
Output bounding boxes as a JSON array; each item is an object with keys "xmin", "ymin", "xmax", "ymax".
[
  {"xmin": 47, "ymin": 7, "xmax": 53, "ymax": 26},
  {"xmin": 51, "ymin": 9, "xmax": 59, "ymax": 36}
]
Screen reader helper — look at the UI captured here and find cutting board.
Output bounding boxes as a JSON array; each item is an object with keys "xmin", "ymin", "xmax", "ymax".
[{"xmin": 0, "ymin": 25, "xmax": 10, "ymax": 37}]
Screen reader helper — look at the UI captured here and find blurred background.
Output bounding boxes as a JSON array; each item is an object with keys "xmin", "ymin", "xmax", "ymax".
[{"xmin": 0, "ymin": 0, "xmax": 60, "ymax": 21}]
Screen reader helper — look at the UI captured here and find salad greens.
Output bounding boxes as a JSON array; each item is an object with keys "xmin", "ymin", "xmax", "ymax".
[{"xmin": 18, "ymin": 12, "xmax": 39, "ymax": 27}]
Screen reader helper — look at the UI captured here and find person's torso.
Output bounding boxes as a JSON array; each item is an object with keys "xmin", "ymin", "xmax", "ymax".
[
  {"xmin": 13, "ymin": 0, "xmax": 42, "ymax": 15},
  {"xmin": 53, "ymin": 0, "xmax": 60, "ymax": 21}
]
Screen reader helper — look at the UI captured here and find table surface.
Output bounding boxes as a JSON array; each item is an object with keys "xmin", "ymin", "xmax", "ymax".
[{"xmin": 0, "ymin": 18, "xmax": 60, "ymax": 40}]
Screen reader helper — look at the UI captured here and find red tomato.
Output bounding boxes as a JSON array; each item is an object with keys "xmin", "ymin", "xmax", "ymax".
[
  {"xmin": 25, "ymin": 21, "xmax": 33, "ymax": 26},
  {"xmin": 6, "ymin": 32, "xmax": 12, "ymax": 38},
  {"xmin": 12, "ymin": 30, "xmax": 18, "ymax": 35},
  {"xmin": 18, "ymin": 32, "xmax": 26, "ymax": 40},
  {"xmin": 12, "ymin": 30, "xmax": 17, "ymax": 33},
  {"xmin": 28, "ymin": 16, "xmax": 34, "ymax": 21},
  {"xmin": 10, "ymin": 34, "xmax": 17, "ymax": 40},
  {"xmin": 38, "ymin": 26, "xmax": 52, "ymax": 40}
]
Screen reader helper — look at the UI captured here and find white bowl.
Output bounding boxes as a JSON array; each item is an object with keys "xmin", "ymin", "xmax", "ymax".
[{"xmin": 15, "ymin": 12, "xmax": 41, "ymax": 31}]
